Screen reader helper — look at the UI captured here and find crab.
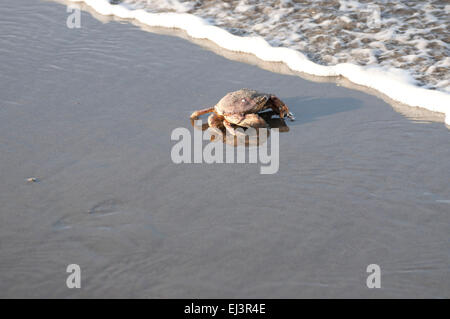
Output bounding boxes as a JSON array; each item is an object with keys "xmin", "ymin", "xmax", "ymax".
[{"xmin": 190, "ymin": 89, "xmax": 295, "ymax": 136}]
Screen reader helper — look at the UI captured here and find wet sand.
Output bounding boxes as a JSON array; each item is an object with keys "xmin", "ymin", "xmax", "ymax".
[{"xmin": 0, "ymin": 0, "xmax": 449, "ymax": 298}]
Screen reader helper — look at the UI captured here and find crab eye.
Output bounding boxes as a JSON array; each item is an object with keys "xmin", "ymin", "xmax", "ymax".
[{"xmin": 241, "ymin": 99, "xmax": 246, "ymax": 103}]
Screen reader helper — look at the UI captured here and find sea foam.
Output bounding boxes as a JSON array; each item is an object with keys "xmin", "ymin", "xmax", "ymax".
[{"xmin": 68, "ymin": 0, "xmax": 450, "ymax": 125}]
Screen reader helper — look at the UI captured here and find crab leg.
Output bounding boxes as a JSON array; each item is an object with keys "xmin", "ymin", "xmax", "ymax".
[
  {"xmin": 190, "ymin": 107, "xmax": 215, "ymax": 119},
  {"xmin": 226, "ymin": 113, "xmax": 269, "ymax": 129},
  {"xmin": 239, "ymin": 113, "xmax": 269, "ymax": 128},
  {"xmin": 270, "ymin": 95, "xmax": 295, "ymax": 120},
  {"xmin": 222, "ymin": 119, "xmax": 246, "ymax": 137},
  {"xmin": 208, "ymin": 113, "xmax": 225, "ymax": 133},
  {"xmin": 222, "ymin": 114, "xmax": 269, "ymax": 137}
]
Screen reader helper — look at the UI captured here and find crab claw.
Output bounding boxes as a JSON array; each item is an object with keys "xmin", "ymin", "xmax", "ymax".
[
  {"xmin": 270, "ymin": 95, "xmax": 295, "ymax": 121},
  {"xmin": 279, "ymin": 105, "xmax": 295, "ymax": 121}
]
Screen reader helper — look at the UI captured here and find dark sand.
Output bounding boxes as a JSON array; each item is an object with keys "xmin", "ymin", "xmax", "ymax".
[{"xmin": 0, "ymin": 0, "xmax": 449, "ymax": 298}]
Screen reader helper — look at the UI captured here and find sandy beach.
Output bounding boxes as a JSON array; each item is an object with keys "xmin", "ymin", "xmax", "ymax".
[{"xmin": 0, "ymin": 0, "xmax": 449, "ymax": 298}]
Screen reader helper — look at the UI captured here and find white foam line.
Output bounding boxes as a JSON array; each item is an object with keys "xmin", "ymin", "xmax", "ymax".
[{"xmin": 71, "ymin": 0, "xmax": 450, "ymax": 125}]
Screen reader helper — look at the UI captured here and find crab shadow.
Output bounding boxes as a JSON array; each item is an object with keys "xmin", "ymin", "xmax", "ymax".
[
  {"xmin": 190, "ymin": 111, "xmax": 290, "ymax": 147},
  {"xmin": 282, "ymin": 96, "xmax": 363, "ymax": 125},
  {"xmin": 189, "ymin": 96, "xmax": 362, "ymax": 146}
]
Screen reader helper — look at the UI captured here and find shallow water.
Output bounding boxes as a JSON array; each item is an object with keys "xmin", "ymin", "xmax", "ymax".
[
  {"xmin": 0, "ymin": 0, "xmax": 449, "ymax": 298},
  {"xmin": 122, "ymin": 0, "xmax": 450, "ymax": 93}
]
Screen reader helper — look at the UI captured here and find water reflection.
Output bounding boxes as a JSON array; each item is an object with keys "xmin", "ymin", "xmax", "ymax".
[{"xmin": 190, "ymin": 111, "xmax": 290, "ymax": 147}]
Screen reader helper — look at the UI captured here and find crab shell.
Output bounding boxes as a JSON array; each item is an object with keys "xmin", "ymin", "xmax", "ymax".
[{"xmin": 214, "ymin": 89, "xmax": 272, "ymax": 116}]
